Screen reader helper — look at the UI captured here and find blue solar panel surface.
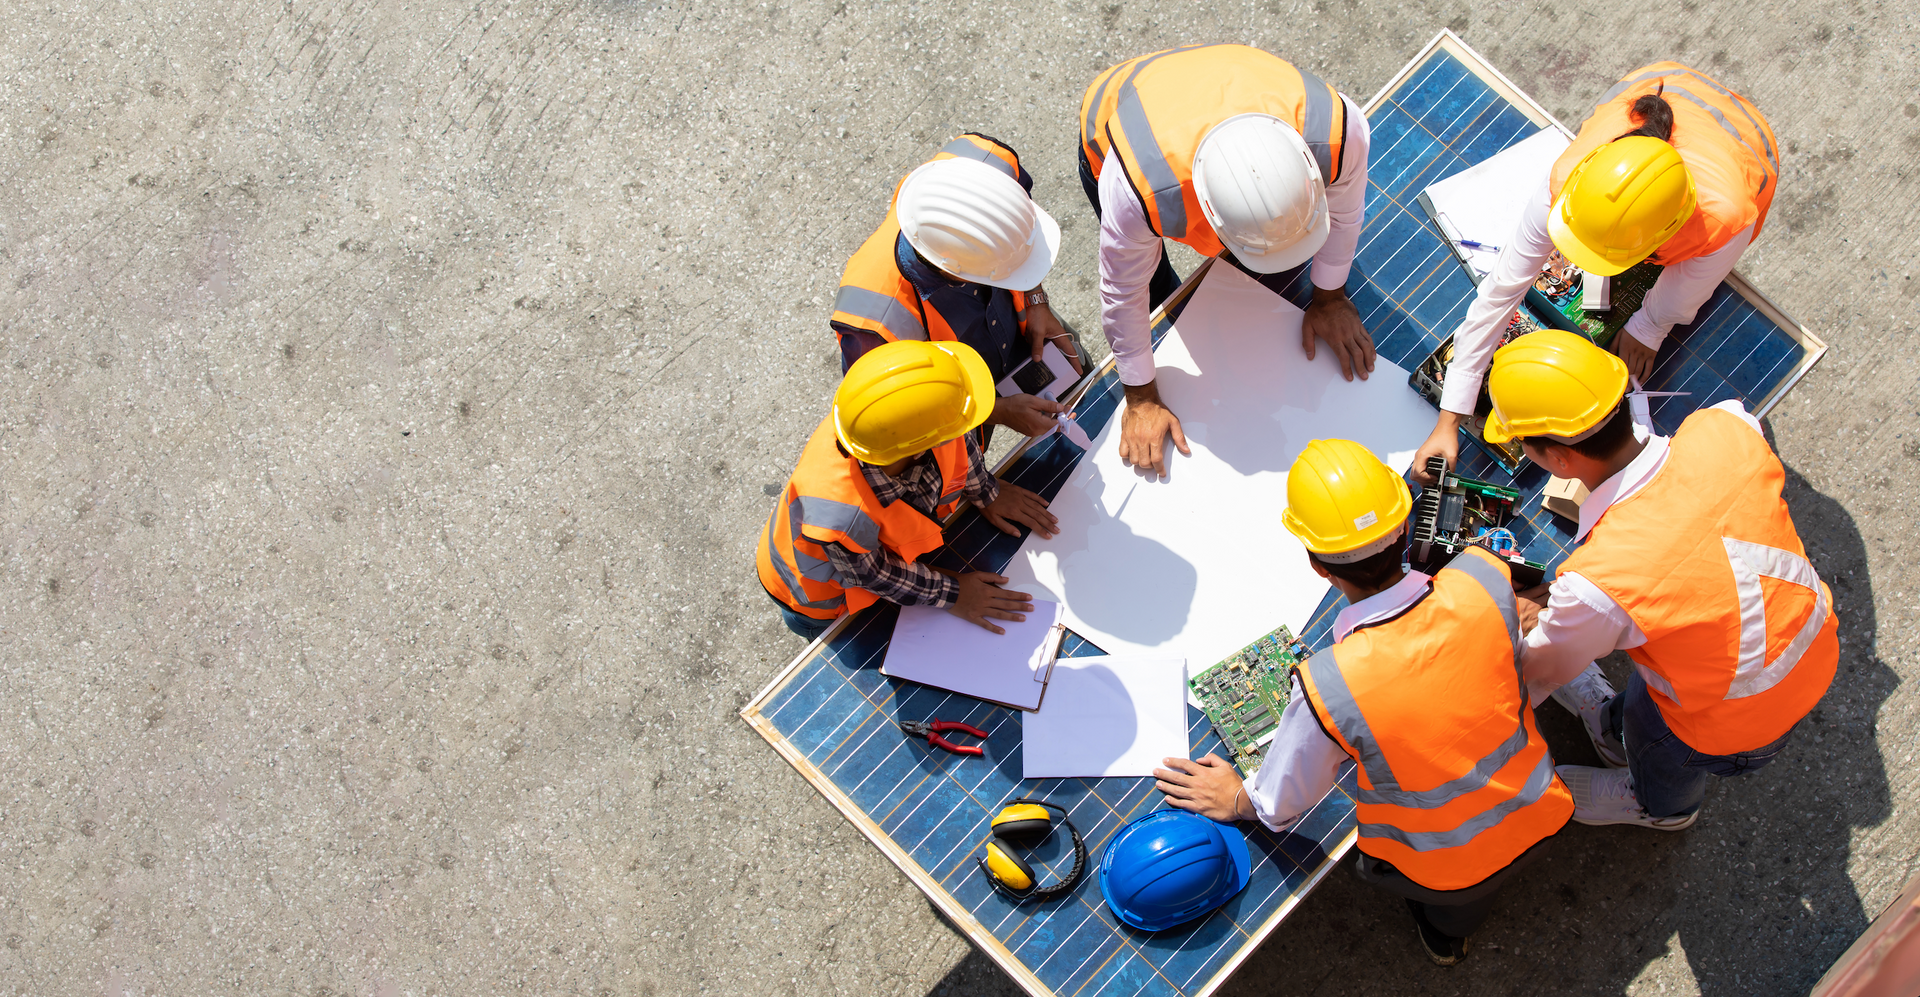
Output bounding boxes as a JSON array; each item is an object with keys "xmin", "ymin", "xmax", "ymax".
[{"xmin": 748, "ymin": 43, "xmax": 1817, "ymax": 997}]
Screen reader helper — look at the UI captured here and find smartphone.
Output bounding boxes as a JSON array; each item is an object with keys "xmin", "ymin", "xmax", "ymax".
[{"xmin": 1009, "ymin": 357, "xmax": 1056, "ymax": 396}]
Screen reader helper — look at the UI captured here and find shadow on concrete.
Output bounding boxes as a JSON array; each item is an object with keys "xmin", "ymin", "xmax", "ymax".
[{"xmin": 923, "ymin": 454, "xmax": 1895, "ymax": 996}]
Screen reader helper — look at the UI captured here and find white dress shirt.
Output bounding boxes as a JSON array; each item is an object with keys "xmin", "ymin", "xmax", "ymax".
[
  {"xmin": 1438, "ymin": 176, "xmax": 1753, "ymax": 415},
  {"xmin": 1242, "ymin": 569, "xmax": 1434, "ymax": 832},
  {"xmin": 1099, "ymin": 95, "xmax": 1372, "ymax": 387},
  {"xmin": 1520, "ymin": 400, "xmax": 1764, "ymax": 704}
]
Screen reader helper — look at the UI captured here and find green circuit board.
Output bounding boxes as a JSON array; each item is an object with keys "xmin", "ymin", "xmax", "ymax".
[{"xmin": 1189, "ymin": 625, "xmax": 1308, "ymax": 776}]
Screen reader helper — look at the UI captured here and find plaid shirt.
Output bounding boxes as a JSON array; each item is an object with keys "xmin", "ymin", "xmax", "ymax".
[{"xmin": 822, "ymin": 436, "xmax": 1000, "ymax": 608}]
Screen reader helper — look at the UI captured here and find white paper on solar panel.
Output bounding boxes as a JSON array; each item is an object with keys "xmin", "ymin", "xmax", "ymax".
[{"xmin": 999, "ymin": 263, "xmax": 1433, "ymax": 672}]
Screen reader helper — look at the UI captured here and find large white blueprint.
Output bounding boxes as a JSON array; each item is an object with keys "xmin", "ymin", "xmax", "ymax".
[
  {"xmin": 1022, "ymin": 656, "xmax": 1188, "ymax": 779},
  {"xmin": 1000, "ymin": 263, "xmax": 1434, "ymax": 669}
]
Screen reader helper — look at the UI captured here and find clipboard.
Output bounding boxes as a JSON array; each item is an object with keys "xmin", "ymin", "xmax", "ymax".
[{"xmin": 880, "ymin": 604, "xmax": 1069, "ymax": 712}]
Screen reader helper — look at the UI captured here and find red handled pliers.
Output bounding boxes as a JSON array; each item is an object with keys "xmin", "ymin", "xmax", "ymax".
[{"xmin": 899, "ymin": 719, "xmax": 988, "ymax": 756}]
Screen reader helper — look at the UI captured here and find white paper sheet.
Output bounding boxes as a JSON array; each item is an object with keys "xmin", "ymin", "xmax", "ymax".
[
  {"xmin": 1022, "ymin": 655, "xmax": 1189, "ymax": 779},
  {"xmin": 880, "ymin": 599, "xmax": 1063, "ymax": 711},
  {"xmin": 1419, "ymin": 128, "xmax": 1570, "ymax": 279},
  {"xmin": 1000, "ymin": 264, "xmax": 1433, "ymax": 669}
]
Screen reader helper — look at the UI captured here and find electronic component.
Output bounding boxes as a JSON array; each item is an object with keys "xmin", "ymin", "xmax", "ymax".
[
  {"xmin": 1409, "ymin": 456, "xmax": 1548, "ymax": 589},
  {"xmin": 1409, "ymin": 333, "xmax": 1527, "ymax": 473},
  {"xmin": 1187, "ymin": 625, "xmax": 1308, "ymax": 776}
]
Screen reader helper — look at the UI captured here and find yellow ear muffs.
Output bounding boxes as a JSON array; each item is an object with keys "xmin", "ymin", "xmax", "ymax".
[
  {"xmin": 984, "ymin": 841, "xmax": 1035, "ymax": 892},
  {"xmin": 975, "ymin": 798, "xmax": 1087, "ymax": 903},
  {"xmin": 990, "ymin": 803, "xmax": 1054, "ymax": 841}
]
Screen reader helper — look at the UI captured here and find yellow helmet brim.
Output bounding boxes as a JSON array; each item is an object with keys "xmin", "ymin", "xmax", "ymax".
[
  {"xmin": 936, "ymin": 340, "xmax": 998, "ymax": 439},
  {"xmin": 1547, "ymin": 191, "xmax": 1639, "ymax": 277}
]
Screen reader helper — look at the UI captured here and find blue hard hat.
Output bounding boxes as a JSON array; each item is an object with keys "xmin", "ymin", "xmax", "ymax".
[{"xmin": 1098, "ymin": 809, "xmax": 1252, "ymax": 932}]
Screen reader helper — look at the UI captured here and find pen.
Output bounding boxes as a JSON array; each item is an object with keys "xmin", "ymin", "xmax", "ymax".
[{"xmin": 1456, "ymin": 239, "xmax": 1500, "ymax": 251}]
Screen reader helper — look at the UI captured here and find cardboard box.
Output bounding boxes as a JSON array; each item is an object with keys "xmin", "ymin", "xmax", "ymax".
[{"xmin": 1542, "ymin": 475, "xmax": 1590, "ymax": 522}]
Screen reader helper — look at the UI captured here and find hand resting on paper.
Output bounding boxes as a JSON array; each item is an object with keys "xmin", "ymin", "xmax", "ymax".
[
  {"xmin": 1154, "ymin": 754, "xmax": 1254, "ymax": 823},
  {"xmin": 1301, "ymin": 286, "xmax": 1375, "ymax": 382},
  {"xmin": 948, "ymin": 571, "xmax": 1035, "ymax": 635},
  {"xmin": 981, "ymin": 481, "xmax": 1058, "ymax": 539},
  {"xmin": 1118, "ymin": 380, "xmax": 1190, "ymax": 479}
]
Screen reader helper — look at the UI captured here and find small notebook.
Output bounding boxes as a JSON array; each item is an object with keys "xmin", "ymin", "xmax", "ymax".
[{"xmin": 880, "ymin": 599, "xmax": 1066, "ymax": 711}]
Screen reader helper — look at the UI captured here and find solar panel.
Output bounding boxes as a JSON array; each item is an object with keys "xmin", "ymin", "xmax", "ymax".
[{"xmin": 743, "ymin": 31, "xmax": 1822, "ymax": 997}]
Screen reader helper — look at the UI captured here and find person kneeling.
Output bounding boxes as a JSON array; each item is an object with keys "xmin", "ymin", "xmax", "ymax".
[{"xmin": 757, "ymin": 340, "xmax": 1059, "ymax": 641}]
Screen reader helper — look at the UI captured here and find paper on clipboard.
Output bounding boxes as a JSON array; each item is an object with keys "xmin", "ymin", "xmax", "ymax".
[
  {"xmin": 880, "ymin": 600, "xmax": 1066, "ymax": 711},
  {"xmin": 1022, "ymin": 655, "xmax": 1189, "ymax": 779},
  {"xmin": 1417, "ymin": 128, "xmax": 1569, "ymax": 280}
]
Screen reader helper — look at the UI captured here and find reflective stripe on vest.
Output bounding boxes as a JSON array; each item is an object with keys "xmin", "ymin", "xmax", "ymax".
[
  {"xmin": 1306, "ymin": 551, "xmax": 1523, "ymax": 815},
  {"xmin": 832, "ymin": 284, "xmax": 926, "ymax": 342},
  {"xmin": 1723, "ymin": 538, "xmax": 1831, "ymax": 700},
  {"xmin": 938, "ymin": 136, "xmax": 1018, "ymax": 180},
  {"xmin": 1082, "ymin": 46, "xmax": 1345, "ymax": 253},
  {"xmin": 1553, "ymin": 62, "xmax": 1778, "ymax": 263},
  {"xmin": 831, "ymin": 135, "xmax": 1031, "ymax": 350},
  {"xmin": 1563, "ymin": 407, "xmax": 1837, "ymax": 754},
  {"xmin": 1297, "ymin": 546, "xmax": 1571, "ymax": 886},
  {"xmin": 757, "ymin": 416, "xmax": 969, "ymax": 620}
]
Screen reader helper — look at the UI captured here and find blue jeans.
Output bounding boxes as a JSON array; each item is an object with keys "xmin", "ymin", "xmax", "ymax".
[
  {"xmin": 1604, "ymin": 669, "xmax": 1798, "ymax": 818},
  {"xmin": 768, "ymin": 590, "xmax": 835, "ymax": 642}
]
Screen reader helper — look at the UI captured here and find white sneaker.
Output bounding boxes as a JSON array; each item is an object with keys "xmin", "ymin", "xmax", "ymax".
[
  {"xmin": 1556, "ymin": 765, "xmax": 1698, "ymax": 831},
  {"xmin": 1550, "ymin": 664, "xmax": 1629, "ymax": 768}
]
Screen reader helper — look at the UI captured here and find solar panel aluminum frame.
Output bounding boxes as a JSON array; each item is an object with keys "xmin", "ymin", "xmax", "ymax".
[{"xmin": 1383, "ymin": 30, "xmax": 1826, "ymax": 419}]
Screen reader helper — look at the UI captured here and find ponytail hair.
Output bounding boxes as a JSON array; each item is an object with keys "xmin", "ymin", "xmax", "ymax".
[{"xmin": 1614, "ymin": 82, "xmax": 1675, "ymax": 143}]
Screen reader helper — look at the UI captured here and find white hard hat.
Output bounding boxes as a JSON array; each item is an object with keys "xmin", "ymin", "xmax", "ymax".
[
  {"xmin": 1192, "ymin": 113, "xmax": 1330, "ymax": 274},
  {"xmin": 896, "ymin": 157, "xmax": 1061, "ymax": 290}
]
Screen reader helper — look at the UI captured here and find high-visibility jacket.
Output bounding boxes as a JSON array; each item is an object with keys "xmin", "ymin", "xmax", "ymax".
[
  {"xmin": 1551, "ymin": 62, "xmax": 1779, "ymax": 265},
  {"xmin": 830, "ymin": 134, "xmax": 1033, "ymax": 357},
  {"xmin": 1297, "ymin": 547, "xmax": 1572, "ymax": 892},
  {"xmin": 757, "ymin": 415, "xmax": 970, "ymax": 621},
  {"xmin": 1080, "ymin": 45, "xmax": 1348, "ymax": 259},
  {"xmin": 1563, "ymin": 407, "xmax": 1836, "ymax": 755}
]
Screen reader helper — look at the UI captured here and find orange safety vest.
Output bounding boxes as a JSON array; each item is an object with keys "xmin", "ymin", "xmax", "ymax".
[
  {"xmin": 1297, "ymin": 547, "xmax": 1573, "ymax": 892},
  {"xmin": 830, "ymin": 134, "xmax": 1032, "ymax": 346},
  {"xmin": 1563, "ymin": 408, "xmax": 1836, "ymax": 755},
  {"xmin": 1080, "ymin": 45, "xmax": 1348, "ymax": 258},
  {"xmin": 1550, "ymin": 62, "xmax": 1779, "ymax": 265},
  {"xmin": 757, "ymin": 415, "xmax": 971, "ymax": 621}
]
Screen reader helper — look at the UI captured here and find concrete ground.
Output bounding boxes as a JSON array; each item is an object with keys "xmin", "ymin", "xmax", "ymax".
[{"xmin": 0, "ymin": 1, "xmax": 1914, "ymax": 994}]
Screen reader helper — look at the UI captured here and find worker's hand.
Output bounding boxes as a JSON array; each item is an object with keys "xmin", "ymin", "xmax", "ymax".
[
  {"xmin": 1301, "ymin": 286, "xmax": 1375, "ymax": 382},
  {"xmin": 1119, "ymin": 380, "xmax": 1189, "ymax": 478},
  {"xmin": 988, "ymin": 392, "xmax": 1066, "ymax": 438},
  {"xmin": 1154, "ymin": 754, "xmax": 1251, "ymax": 823},
  {"xmin": 1612, "ymin": 330, "xmax": 1659, "ymax": 384},
  {"xmin": 1024, "ymin": 299, "xmax": 1085, "ymax": 377},
  {"xmin": 948, "ymin": 571, "xmax": 1035, "ymax": 636},
  {"xmin": 1411, "ymin": 411, "xmax": 1468, "ymax": 486},
  {"xmin": 980, "ymin": 481, "xmax": 1058, "ymax": 540},
  {"xmin": 1516, "ymin": 583, "xmax": 1551, "ymax": 635}
]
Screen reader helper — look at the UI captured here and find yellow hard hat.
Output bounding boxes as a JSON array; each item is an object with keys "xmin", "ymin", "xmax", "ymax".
[
  {"xmin": 1483, "ymin": 330, "xmax": 1629, "ymax": 444},
  {"xmin": 1281, "ymin": 440, "xmax": 1411, "ymax": 561},
  {"xmin": 833, "ymin": 340, "xmax": 995, "ymax": 465},
  {"xmin": 1548, "ymin": 136, "xmax": 1697, "ymax": 276}
]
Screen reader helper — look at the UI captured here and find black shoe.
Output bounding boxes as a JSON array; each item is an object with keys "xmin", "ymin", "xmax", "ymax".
[{"xmin": 1406, "ymin": 899, "xmax": 1468, "ymax": 967}]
